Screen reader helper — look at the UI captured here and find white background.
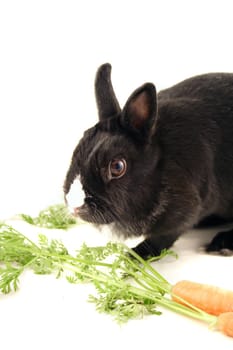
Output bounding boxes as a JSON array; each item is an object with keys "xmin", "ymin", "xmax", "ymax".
[{"xmin": 0, "ymin": 1, "xmax": 233, "ymax": 349}]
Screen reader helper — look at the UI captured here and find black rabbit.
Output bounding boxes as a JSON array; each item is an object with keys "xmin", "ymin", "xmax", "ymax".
[{"xmin": 64, "ymin": 63, "xmax": 233, "ymax": 258}]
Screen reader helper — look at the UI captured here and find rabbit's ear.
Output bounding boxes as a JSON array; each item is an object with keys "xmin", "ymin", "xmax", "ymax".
[
  {"xmin": 95, "ymin": 63, "xmax": 121, "ymax": 121},
  {"xmin": 122, "ymin": 83, "xmax": 158, "ymax": 137}
]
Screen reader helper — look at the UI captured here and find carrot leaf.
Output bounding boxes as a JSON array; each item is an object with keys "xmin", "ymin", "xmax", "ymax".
[
  {"xmin": 20, "ymin": 204, "xmax": 77, "ymax": 229},
  {"xmin": 0, "ymin": 223, "xmax": 216, "ymax": 326}
]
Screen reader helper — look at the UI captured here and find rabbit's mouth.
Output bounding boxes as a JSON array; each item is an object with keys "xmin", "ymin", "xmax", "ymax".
[
  {"xmin": 72, "ymin": 202, "xmax": 115, "ymax": 225},
  {"xmin": 64, "ymin": 178, "xmax": 114, "ymax": 224},
  {"xmin": 64, "ymin": 172, "xmax": 154, "ymax": 236},
  {"xmin": 72, "ymin": 199, "xmax": 151, "ymax": 238}
]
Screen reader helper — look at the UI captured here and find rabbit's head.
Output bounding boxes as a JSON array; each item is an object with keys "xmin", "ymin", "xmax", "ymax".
[{"xmin": 64, "ymin": 64, "xmax": 161, "ymax": 236}]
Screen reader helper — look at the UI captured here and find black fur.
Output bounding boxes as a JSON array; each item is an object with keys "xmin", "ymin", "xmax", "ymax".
[{"xmin": 64, "ymin": 64, "xmax": 233, "ymax": 258}]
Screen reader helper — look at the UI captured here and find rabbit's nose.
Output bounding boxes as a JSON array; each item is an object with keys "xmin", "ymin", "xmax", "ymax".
[
  {"xmin": 65, "ymin": 205, "xmax": 81, "ymax": 217},
  {"xmin": 73, "ymin": 207, "xmax": 80, "ymax": 216}
]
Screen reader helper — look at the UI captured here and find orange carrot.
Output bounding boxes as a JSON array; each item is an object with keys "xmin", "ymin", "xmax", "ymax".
[
  {"xmin": 171, "ymin": 280, "xmax": 233, "ymax": 316},
  {"xmin": 217, "ymin": 312, "xmax": 233, "ymax": 337}
]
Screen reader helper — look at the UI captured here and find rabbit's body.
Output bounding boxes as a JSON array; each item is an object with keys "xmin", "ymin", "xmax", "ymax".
[
  {"xmin": 64, "ymin": 65, "xmax": 233, "ymax": 257},
  {"xmin": 158, "ymin": 73, "xmax": 233, "ymax": 219}
]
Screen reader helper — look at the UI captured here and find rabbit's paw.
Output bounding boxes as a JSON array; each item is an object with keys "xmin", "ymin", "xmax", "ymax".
[{"xmin": 205, "ymin": 230, "xmax": 233, "ymax": 256}]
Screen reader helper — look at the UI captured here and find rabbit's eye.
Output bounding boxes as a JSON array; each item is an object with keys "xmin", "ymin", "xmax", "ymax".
[{"xmin": 108, "ymin": 159, "xmax": 127, "ymax": 179}]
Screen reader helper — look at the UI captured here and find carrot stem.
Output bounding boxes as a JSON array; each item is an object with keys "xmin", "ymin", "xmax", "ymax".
[{"xmin": 1, "ymin": 224, "xmax": 232, "ymax": 336}]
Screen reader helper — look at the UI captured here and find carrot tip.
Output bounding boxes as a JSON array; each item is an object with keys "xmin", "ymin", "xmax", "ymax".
[{"xmin": 217, "ymin": 312, "xmax": 233, "ymax": 337}]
